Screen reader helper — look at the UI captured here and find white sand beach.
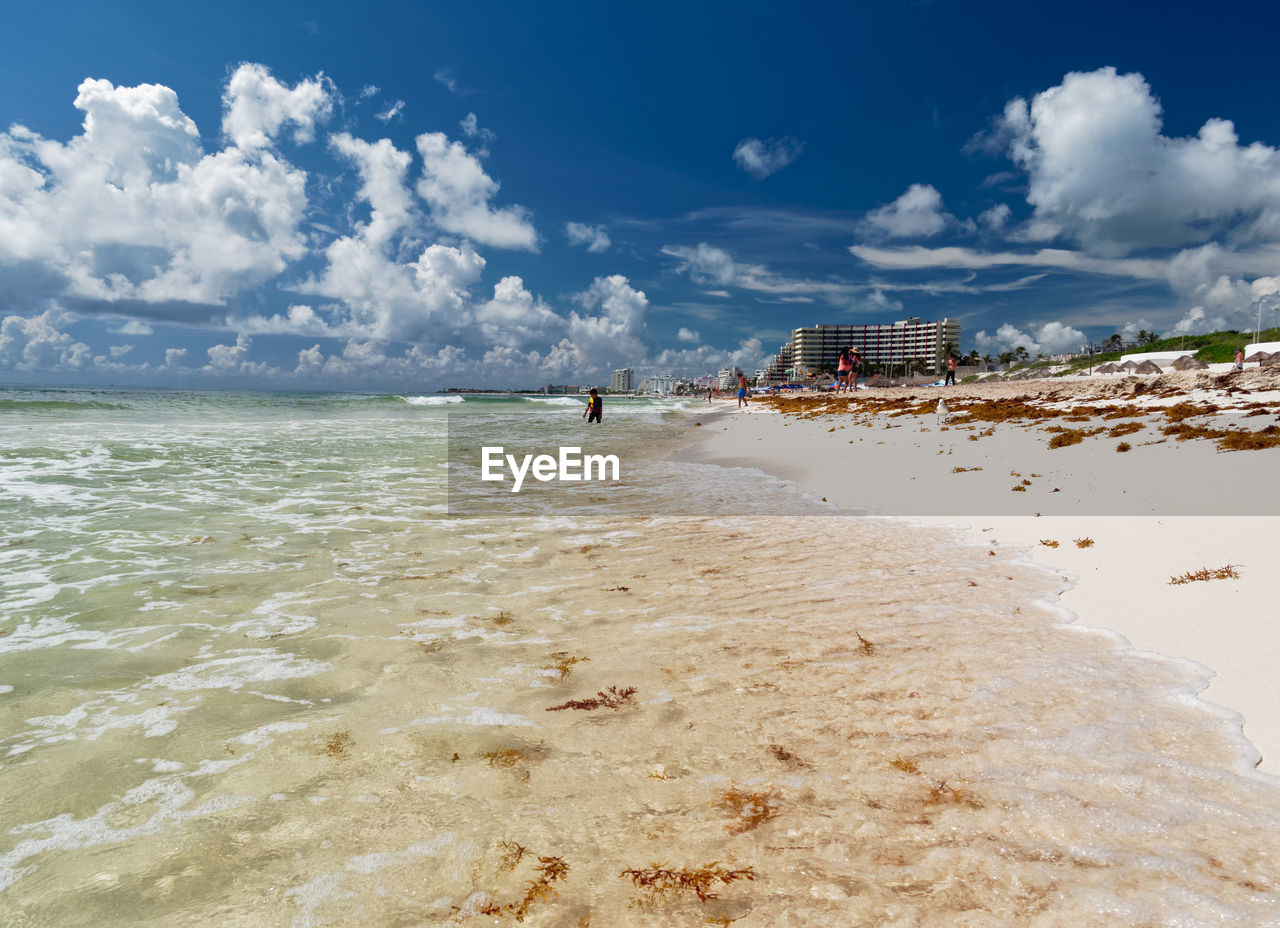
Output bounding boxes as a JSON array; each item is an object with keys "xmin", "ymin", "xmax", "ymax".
[{"xmin": 676, "ymin": 370, "xmax": 1280, "ymax": 773}]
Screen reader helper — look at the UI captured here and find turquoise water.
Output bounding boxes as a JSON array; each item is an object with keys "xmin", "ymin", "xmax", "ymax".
[{"xmin": 2, "ymin": 386, "xmax": 1279, "ymax": 926}]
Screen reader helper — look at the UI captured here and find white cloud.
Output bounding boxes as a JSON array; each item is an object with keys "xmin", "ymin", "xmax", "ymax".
[
  {"xmin": 978, "ymin": 203, "xmax": 1012, "ymax": 231},
  {"xmin": 732, "ymin": 137, "xmax": 804, "ymax": 179},
  {"xmin": 974, "ymin": 320, "xmax": 1087, "ymax": 356},
  {"xmin": 663, "ymin": 243, "xmax": 740, "ymax": 287},
  {"xmin": 566, "ymin": 221, "xmax": 611, "ymax": 253},
  {"xmin": 863, "ymin": 184, "xmax": 951, "ymax": 238},
  {"xmin": 460, "ymin": 113, "xmax": 496, "ymax": 154},
  {"xmin": 376, "ymin": 100, "xmax": 405, "ymax": 123},
  {"xmin": 329, "ymin": 133, "xmax": 415, "ymax": 247},
  {"xmin": 0, "ymin": 310, "xmax": 91, "ymax": 370},
  {"xmin": 0, "ymin": 69, "xmax": 318, "ymax": 313},
  {"xmin": 415, "ymin": 132, "xmax": 537, "ymax": 250},
  {"xmin": 994, "ymin": 66, "xmax": 1280, "ymax": 255},
  {"xmin": 434, "ymin": 69, "xmax": 460, "ymax": 94},
  {"xmin": 470, "ymin": 276, "xmax": 565, "ymax": 346},
  {"xmin": 677, "ymin": 327, "xmax": 700, "ymax": 343},
  {"xmin": 542, "ymin": 275, "xmax": 648, "ymax": 374},
  {"xmin": 850, "ymin": 244, "xmax": 1166, "ymax": 279},
  {"xmin": 221, "ymin": 63, "xmax": 332, "ymax": 151},
  {"xmin": 113, "ymin": 320, "xmax": 154, "ymax": 335},
  {"xmin": 204, "ymin": 332, "xmax": 271, "ymax": 376}
]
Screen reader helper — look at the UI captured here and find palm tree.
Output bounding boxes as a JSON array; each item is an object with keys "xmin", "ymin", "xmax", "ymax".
[
  {"xmin": 998, "ymin": 351, "xmax": 1014, "ymax": 367},
  {"xmin": 1014, "ymin": 345, "xmax": 1030, "ymax": 362}
]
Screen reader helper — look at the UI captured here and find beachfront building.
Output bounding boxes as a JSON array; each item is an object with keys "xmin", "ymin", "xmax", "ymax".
[
  {"xmin": 647, "ymin": 373, "xmax": 678, "ymax": 395},
  {"xmin": 610, "ymin": 368, "xmax": 634, "ymax": 393},
  {"xmin": 717, "ymin": 366, "xmax": 744, "ymax": 390},
  {"xmin": 760, "ymin": 317, "xmax": 961, "ymax": 383}
]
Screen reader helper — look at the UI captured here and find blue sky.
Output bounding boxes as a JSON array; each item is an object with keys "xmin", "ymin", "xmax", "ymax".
[{"xmin": 4, "ymin": 0, "xmax": 1280, "ymax": 390}]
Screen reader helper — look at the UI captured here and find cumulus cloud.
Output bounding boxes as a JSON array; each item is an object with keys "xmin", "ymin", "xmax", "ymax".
[
  {"xmin": 973, "ymin": 320, "xmax": 1087, "ymax": 356},
  {"xmin": 978, "ymin": 203, "xmax": 1012, "ymax": 231},
  {"xmin": 541, "ymin": 275, "xmax": 648, "ymax": 374},
  {"xmin": 863, "ymin": 184, "xmax": 952, "ymax": 238},
  {"xmin": 415, "ymin": 132, "xmax": 538, "ymax": 250},
  {"xmin": 992, "ymin": 66, "xmax": 1280, "ymax": 255},
  {"xmin": 0, "ymin": 310, "xmax": 91, "ymax": 370},
  {"xmin": 221, "ymin": 63, "xmax": 332, "ymax": 151},
  {"xmin": 677, "ymin": 327, "xmax": 700, "ymax": 343},
  {"xmin": 470, "ymin": 276, "xmax": 564, "ymax": 346},
  {"xmin": 113, "ymin": 320, "xmax": 154, "ymax": 335},
  {"xmin": 0, "ymin": 67, "xmax": 321, "ymax": 315},
  {"xmin": 732, "ymin": 136, "xmax": 804, "ymax": 179},
  {"xmin": 566, "ymin": 221, "xmax": 611, "ymax": 253}
]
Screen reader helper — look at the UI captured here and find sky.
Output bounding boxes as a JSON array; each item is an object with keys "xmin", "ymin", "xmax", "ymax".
[{"xmin": 4, "ymin": 0, "xmax": 1280, "ymax": 391}]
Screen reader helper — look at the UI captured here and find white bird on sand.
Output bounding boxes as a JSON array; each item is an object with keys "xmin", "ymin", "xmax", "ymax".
[{"xmin": 935, "ymin": 398, "xmax": 950, "ymax": 425}]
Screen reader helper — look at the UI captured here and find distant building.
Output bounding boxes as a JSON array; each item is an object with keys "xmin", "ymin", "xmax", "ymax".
[
  {"xmin": 717, "ymin": 366, "xmax": 743, "ymax": 390},
  {"xmin": 648, "ymin": 374, "xmax": 677, "ymax": 395},
  {"xmin": 611, "ymin": 368, "xmax": 634, "ymax": 393},
  {"xmin": 761, "ymin": 317, "xmax": 961, "ymax": 383}
]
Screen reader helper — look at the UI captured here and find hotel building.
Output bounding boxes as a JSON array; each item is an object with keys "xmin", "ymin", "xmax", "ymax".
[
  {"xmin": 761, "ymin": 317, "xmax": 961, "ymax": 383},
  {"xmin": 610, "ymin": 368, "xmax": 634, "ymax": 393}
]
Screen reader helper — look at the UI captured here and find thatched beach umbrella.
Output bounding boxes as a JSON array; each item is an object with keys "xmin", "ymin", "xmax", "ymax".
[
  {"xmin": 1171, "ymin": 355, "xmax": 1203, "ymax": 370},
  {"xmin": 1094, "ymin": 362, "xmax": 1119, "ymax": 374},
  {"xmin": 1119, "ymin": 360, "xmax": 1139, "ymax": 371},
  {"xmin": 1245, "ymin": 351, "xmax": 1270, "ymax": 363},
  {"xmin": 1133, "ymin": 360, "xmax": 1163, "ymax": 374}
]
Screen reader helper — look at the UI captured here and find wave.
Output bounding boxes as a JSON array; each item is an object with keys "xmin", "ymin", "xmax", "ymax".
[
  {"xmin": 525, "ymin": 396, "xmax": 586, "ymax": 406},
  {"xmin": 399, "ymin": 395, "xmax": 466, "ymax": 406},
  {"xmin": 0, "ymin": 399, "xmax": 131, "ymax": 413}
]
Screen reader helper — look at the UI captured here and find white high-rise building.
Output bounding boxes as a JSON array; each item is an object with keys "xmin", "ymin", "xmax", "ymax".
[
  {"xmin": 611, "ymin": 368, "xmax": 634, "ymax": 393},
  {"xmin": 760, "ymin": 317, "xmax": 961, "ymax": 383}
]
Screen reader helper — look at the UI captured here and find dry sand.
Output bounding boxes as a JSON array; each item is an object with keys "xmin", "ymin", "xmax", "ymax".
[{"xmin": 675, "ymin": 369, "xmax": 1280, "ymax": 773}]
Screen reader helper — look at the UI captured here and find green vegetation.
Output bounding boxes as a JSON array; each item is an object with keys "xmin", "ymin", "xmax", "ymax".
[{"xmin": 1055, "ymin": 324, "xmax": 1280, "ymax": 373}]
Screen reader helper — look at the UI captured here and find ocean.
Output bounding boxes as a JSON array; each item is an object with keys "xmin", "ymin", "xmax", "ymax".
[{"xmin": 1, "ymin": 385, "xmax": 1278, "ymax": 927}]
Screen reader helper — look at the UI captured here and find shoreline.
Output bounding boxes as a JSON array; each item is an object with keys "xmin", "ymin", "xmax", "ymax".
[{"xmin": 675, "ymin": 374, "xmax": 1280, "ymax": 774}]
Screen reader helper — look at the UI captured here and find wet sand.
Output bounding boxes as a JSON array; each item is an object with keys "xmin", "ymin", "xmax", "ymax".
[{"xmin": 676, "ymin": 368, "xmax": 1280, "ymax": 772}]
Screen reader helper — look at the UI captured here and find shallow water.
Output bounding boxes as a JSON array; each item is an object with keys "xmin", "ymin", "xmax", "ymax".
[{"xmin": 1, "ymin": 387, "xmax": 1277, "ymax": 926}]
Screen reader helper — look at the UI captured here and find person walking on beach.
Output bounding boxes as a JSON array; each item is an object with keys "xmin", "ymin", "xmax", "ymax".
[
  {"xmin": 582, "ymin": 388, "xmax": 602, "ymax": 423},
  {"xmin": 1234, "ymin": 347, "xmax": 1245, "ymax": 371},
  {"xmin": 707, "ymin": 385, "xmax": 714, "ymax": 403},
  {"xmin": 737, "ymin": 372, "xmax": 750, "ymax": 408},
  {"xmin": 849, "ymin": 348, "xmax": 861, "ymax": 393},
  {"xmin": 835, "ymin": 348, "xmax": 852, "ymax": 393},
  {"xmin": 945, "ymin": 354, "xmax": 958, "ymax": 386}
]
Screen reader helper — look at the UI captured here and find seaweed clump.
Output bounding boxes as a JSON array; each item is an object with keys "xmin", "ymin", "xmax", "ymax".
[
  {"xmin": 317, "ymin": 730, "xmax": 352, "ymax": 759},
  {"xmin": 1170, "ymin": 565, "xmax": 1240, "ymax": 585},
  {"xmin": 718, "ymin": 786, "xmax": 782, "ymax": 834},
  {"xmin": 546, "ymin": 686, "xmax": 637, "ymax": 712},
  {"xmin": 471, "ymin": 855, "xmax": 571, "ymax": 922},
  {"xmin": 543, "ymin": 652, "xmax": 590, "ymax": 679},
  {"xmin": 620, "ymin": 863, "xmax": 756, "ymax": 905}
]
